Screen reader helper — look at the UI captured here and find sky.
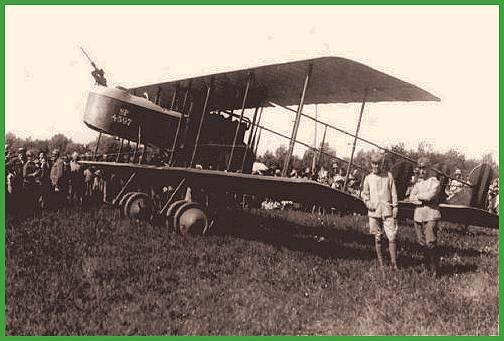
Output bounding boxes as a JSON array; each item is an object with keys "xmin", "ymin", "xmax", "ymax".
[{"xmin": 5, "ymin": 5, "xmax": 499, "ymax": 163}]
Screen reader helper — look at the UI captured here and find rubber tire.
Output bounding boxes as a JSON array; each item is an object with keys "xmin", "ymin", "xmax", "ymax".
[
  {"xmin": 174, "ymin": 202, "xmax": 208, "ymax": 236},
  {"xmin": 124, "ymin": 192, "xmax": 152, "ymax": 221},
  {"xmin": 165, "ymin": 200, "xmax": 188, "ymax": 230}
]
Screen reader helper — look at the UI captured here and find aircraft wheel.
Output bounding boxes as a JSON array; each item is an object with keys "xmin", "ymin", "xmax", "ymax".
[
  {"xmin": 124, "ymin": 192, "xmax": 153, "ymax": 221},
  {"xmin": 165, "ymin": 200, "xmax": 188, "ymax": 230},
  {"xmin": 119, "ymin": 191, "xmax": 137, "ymax": 217},
  {"xmin": 174, "ymin": 202, "xmax": 209, "ymax": 236}
]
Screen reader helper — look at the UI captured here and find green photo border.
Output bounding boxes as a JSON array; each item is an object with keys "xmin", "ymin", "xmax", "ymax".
[{"xmin": 0, "ymin": 1, "xmax": 501, "ymax": 337}]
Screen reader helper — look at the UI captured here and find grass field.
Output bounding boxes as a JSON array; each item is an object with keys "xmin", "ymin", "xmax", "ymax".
[{"xmin": 6, "ymin": 206, "xmax": 499, "ymax": 335}]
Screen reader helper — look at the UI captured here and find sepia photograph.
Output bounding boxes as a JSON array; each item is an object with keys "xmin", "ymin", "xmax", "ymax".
[{"xmin": 5, "ymin": 5, "xmax": 499, "ymax": 335}]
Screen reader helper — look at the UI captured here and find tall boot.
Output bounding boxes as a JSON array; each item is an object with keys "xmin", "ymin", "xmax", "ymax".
[
  {"xmin": 423, "ymin": 246, "xmax": 431, "ymax": 273},
  {"xmin": 429, "ymin": 246, "xmax": 439, "ymax": 277},
  {"xmin": 375, "ymin": 239, "xmax": 385, "ymax": 274},
  {"xmin": 389, "ymin": 240, "xmax": 399, "ymax": 270}
]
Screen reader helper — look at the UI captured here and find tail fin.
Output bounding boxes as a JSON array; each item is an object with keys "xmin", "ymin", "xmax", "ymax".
[{"xmin": 469, "ymin": 163, "xmax": 494, "ymax": 209}]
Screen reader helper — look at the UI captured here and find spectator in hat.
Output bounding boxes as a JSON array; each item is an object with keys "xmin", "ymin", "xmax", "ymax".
[
  {"xmin": 361, "ymin": 153, "xmax": 399, "ymax": 272},
  {"xmin": 347, "ymin": 169, "xmax": 361, "ymax": 196},
  {"xmin": 50, "ymin": 149, "xmax": 68, "ymax": 207},
  {"xmin": 23, "ymin": 151, "xmax": 39, "ymax": 186},
  {"xmin": 7, "ymin": 147, "xmax": 27, "ymax": 201},
  {"xmin": 9, "ymin": 148, "xmax": 26, "ymax": 177},
  {"xmin": 69, "ymin": 151, "xmax": 84, "ymax": 206},
  {"xmin": 23, "ymin": 151, "xmax": 40, "ymax": 210},
  {"xmin": 83, "ymin": 166, "xmax": 95, "ymax": 203},
  {"xmin": 446, "ymin": 168, "xmax": 465, "ymax": 200},
  {"xmin": 409, "ymin": 157, "xmax": 442, "ymax": 276},
  {"xmin": 38, "ymin": 152, "xmax": 52, "ymax": 209},
  {"xmin": 92, "ymin": 169, "xmax": 106, "ymax": 203},
  {"xmin": 331, "ymin": 167, "xmax": 346, "ymax": 190}
]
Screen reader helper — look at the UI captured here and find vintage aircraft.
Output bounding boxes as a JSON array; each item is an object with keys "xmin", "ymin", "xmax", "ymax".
[{"xmin": 81, "ymin": 56, "xmax": 498, "ymax": 233}]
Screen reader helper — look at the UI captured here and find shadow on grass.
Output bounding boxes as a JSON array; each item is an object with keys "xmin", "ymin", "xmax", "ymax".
[
  {"xmin": 439, "ymin": 263, "xmax": 478, "ymax": 277},
  {"xmin": 211, "ymin": 209, "xmax": 482, "ymax": 274}
]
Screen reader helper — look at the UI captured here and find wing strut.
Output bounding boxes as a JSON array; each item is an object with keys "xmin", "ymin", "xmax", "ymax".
[
  {"xmin": 227, "ymin": 72, "xmax": 253, "ymax": 171},
  {"xmin": 241, "ymin": 105, "xmax": 261, "ymax": 171},
  {"xmin": 169, "ymin": 81, "xmax": 192, "ymax": 166},
  {"xmin": 269, "ymin": 102, "xmax": 471, "ymax": 186},
  {"xmin": 254, "ymin": 120, "xmax": 367, "ymax": 172},
  {"xmin": 115, "ymin": 138, "xmax": 124, "ymax": 162},
  {"xmin": 282, "ymin": 64, "xmax": 313, "ymax": 177},
  {"xmin": 190, "ymin": 78, "xmax": 214, "ymax": 167},
  {"xmin": 316, "ymin": 125, "xmax": 328, "ymax": 168},
  {"xmin": 93, "ymin": 132, "xmax": 102, "ymax": 161},
  {"xmin": 344, "ymin": 89, "xmax": 368, "ymax": 190}
]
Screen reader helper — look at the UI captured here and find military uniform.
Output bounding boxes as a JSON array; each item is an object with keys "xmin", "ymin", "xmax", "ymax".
[
  {"xmin": 362, "ymin": 153, "xmax": 399, "ymax": 271},
  {"xmin": 409, "ymin": 157, "xmax": 442, "ymax": 276}
]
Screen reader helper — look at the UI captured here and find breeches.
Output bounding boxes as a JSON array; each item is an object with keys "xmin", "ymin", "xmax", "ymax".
[
  {"xmin": 369, "ymin": 216, "xmax": 398, "ymax": 241},
  {"xmin": 414, "ymin": 220, "xmax": 438, "ymax": 248}
]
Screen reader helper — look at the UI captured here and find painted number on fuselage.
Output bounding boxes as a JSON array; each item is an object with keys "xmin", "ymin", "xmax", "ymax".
[{"xmin": 112, "ymin": 108, "xmax": 133, "ymax": 127}]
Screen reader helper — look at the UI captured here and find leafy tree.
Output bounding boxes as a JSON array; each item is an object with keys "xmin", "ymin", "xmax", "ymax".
[
  {"xmin": 258, "ymin": 150, "xmax": 278, "ymax": 169},
  {"xmin": 48, "ymin": 134, "xmax": 72, "ymax": 153},
  {"xmin": 258, "ymin": 145, "xmax": 302, "ymax": 173},
  {"xmin": 65, "ymin": 142, "xmax": 88, "ymax": 155}
]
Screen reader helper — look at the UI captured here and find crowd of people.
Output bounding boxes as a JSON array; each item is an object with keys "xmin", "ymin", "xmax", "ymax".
[
  {"xmin": 256, "ymin": 163, "xmax": 362, "ymax": 193},
  {"xmin": 254, "ymin": 162, "xmax": 362, "ymax": 211},
  {"xmin": 6, "ymin": 144, "xmax": 498, "ymax": 219},
  {"xmin": 6, "ymin": 147, "xmax": 107, "ymax": 214}
]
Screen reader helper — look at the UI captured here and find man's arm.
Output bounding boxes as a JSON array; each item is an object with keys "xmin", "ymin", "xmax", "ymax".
[
  {"xmin": 417, "ymin": 178, "xmax": 441, "ymax": 202},
  {"xmin": 361, "ymin": 175, "xmax": 375, "ymax": 211},
  {"xmin": 361, "ymin": 175, "xmax": 370, "ymax": 203}
]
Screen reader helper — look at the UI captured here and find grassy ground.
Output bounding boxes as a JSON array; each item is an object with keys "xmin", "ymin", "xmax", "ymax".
[{"xmin": 6, "ymin": 207, "xmax": 498, "ymax": 335}]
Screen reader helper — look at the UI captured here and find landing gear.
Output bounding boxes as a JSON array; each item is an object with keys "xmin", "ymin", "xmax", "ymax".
[
  {"xmin": 174, "ymin": 202, "xmax": 209, "ymax": 235},
  {"xmin": 116, "ymin": 182, "xmax": 210, "ymax": 236},
  {"xmin": 165, "ymin": 199, "xmax": 187, "ymax": 230},
  {"xmin": 119, "ymin": 191, "xmax": 137, "ymax": 217},
  {"xmin": 123, "ymin": 192, "xmax": 153, "ymax": 221},
  {"xmin": 165, "ymin": 200, "xmax": 209, "ymax": 235}
]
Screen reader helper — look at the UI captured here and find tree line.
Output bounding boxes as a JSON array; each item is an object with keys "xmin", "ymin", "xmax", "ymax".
[
  {"xmin": 6, "ymin": 132, "xmax": 498, "ymax": 177},
  {"xmin": 5, "ymin": 132, "xmax": 131, "ymax": 158}
]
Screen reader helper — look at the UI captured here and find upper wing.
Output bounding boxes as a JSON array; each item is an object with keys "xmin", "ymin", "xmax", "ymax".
[{"xmin": 129, "ymin": 56, "xmax": 440, "ymax": 112}]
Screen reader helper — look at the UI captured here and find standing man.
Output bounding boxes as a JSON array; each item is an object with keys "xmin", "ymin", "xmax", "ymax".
[
  {"xmin": 69, "ymin": 152, "xmax": 84, "ymax": 206},
  {"xmin": 7, "ymin": 148, "xmax": 27, "ymax": 214},
  {"xmin": 361, "ymin": 153, "xmax": 399, "ymax": 272},
  {"xmin": 50, "ymin": 149, "xmax": 67, "ymax": 208},
  {"xmin": 22, "ymin": 151, "xmax": 40, "ymax": 210},
  {"xmin": 409, "ymin": 157, "xmax": 442, "ymax": 277},
  {"xmin": 38, "ymin": 152, "xmax": 52, "ymax": 209}
]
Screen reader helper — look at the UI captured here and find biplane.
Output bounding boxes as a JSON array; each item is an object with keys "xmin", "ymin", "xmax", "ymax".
[{"xmin": 81, "ymin": 56, "xmax": 498, "ymax": 234}]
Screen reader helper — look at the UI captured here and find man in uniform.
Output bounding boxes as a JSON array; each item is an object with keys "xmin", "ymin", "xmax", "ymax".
[
  {"xmin": 7, "ymin": 148, "xmax": 27, "ymax": 213},
  {"xmin": 50, "ymin": 149, "xmax": 67, "ymax": 207},
  {"xmin": 10, "ymin": 147, "xmax": 27, "ymax": 177},
  {"xmin": 38, "ymin": 152, "xmax": 52, "ymax": 209},
  {"xmin": 361, "ymin": 153, "xmax": 399, "ymax": 272},
  {"xmin": 409, "ymin": 157, "xmax": 442, "ymax": 276},
  {"xmin": 69, "ymin": 152, "xmax": 84, "ymax": 206},
  {"xmin": 23, "ymin": 151, "xmax": 40, "ymax": 210}
]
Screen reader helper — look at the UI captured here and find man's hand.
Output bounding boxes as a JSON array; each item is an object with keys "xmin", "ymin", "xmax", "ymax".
[
  {"xmin": 366, "ymin": 201, "xmax": 376, "ymax": 211},
  {"xmin": 393, "ymin": 207, "xmax": 398, "ymax": 219}
]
